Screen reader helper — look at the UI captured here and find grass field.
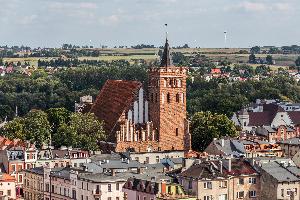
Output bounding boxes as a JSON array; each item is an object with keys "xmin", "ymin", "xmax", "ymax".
[{"xmin": 2, "ymin": 48, "xmax": 298, "ymax": 67}]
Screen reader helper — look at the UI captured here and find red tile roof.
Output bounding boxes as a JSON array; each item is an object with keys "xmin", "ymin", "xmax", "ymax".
[{"xmin": 90, "ymin": 80, "xmax": 142, "ymax": 140}]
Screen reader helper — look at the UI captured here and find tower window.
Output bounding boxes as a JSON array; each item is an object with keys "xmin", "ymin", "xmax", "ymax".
[
  {"xmin": 178, "ymin": 79, "xmax": 182, "ymax": 87},
  {"xmin": 176, "ymin": 93, "xmax": 180, "ymax": 103},
  {"xmin": 167, "ymin": 93, "xmax": 171, "ymax": 103},
  {"xmin": 176, "ymin": 128, "xmax": 179, "ymax": 136},
  {"xmin": 164, "ymin": 79, "xmax": 167, "ymax": 87},
  {"xmin": 169, "ymin": 79, "xmax": 173, "ymax": 87}
]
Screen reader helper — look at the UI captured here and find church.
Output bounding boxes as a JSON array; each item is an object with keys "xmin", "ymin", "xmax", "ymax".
[{"xmin": 90, "ymin": 37, "xmax": 191, "ymax": 153}]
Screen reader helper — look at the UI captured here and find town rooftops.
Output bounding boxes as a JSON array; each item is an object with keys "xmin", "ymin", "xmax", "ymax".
[
  {"xmin": 24, "ymin": 167, "xmax": 45, "ymax": 175},
  {"xmin": 205, "ymin": 138, "xmax": 246, "ymax": 157},
  {"xmin": 260, "ymin": 161, "xmax": 300, "ymax": 182},
  {"xmin": 90, "ymin": 80, "xmax": 142, "ymax": 137},
  {"xmin": 179, "ymin": 159, "xmax": 258, "ymax": 180},
  {"xmin": 278, "ymin": 137, "xmax": 300, "ymax": 145},
  {"xmin": 0, "ymin": 172, "xmax": 15, "ymax": 182}
]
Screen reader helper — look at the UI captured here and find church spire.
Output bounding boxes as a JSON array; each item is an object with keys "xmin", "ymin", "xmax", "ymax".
[{"xmin": 160, "ymin": 38, "xmax": 173, "ymax": 67}]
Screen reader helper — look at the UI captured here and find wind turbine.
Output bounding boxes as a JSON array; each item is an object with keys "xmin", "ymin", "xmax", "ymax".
[{"xmin": 224, "ymin": 31, "xmax": 227, "ymax": 48}]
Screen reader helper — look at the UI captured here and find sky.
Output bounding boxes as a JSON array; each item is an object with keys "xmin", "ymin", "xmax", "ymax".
[{"xmin": 0, "ymin": 0, "xmax": 299, "ymax": 48}]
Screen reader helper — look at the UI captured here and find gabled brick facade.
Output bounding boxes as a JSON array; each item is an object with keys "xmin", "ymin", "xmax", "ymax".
[{"xmin": 92, "ymin": 38, "xmax": 191, "ymax": 153}]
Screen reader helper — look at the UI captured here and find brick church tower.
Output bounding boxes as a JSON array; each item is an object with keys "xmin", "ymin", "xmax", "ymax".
[{"xmin": 148, "ymin": 38, "xmax": 191, "ymax": 151}]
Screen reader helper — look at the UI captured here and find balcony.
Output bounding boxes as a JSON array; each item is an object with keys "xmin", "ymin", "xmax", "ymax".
[{"xmin": 93, "ymin": 189, "xmax": 102, "ymax": 196}]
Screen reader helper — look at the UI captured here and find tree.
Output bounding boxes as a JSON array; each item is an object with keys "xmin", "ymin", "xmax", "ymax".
[
  {"xmin": 250, "ymin": 46, "xmax": 261, "ymax": 54},
  {"xmin": 23, "ymin": 110, "xmax": 51, "ymax": 148},
  {"xmin": 0, "ymin": 110, "xmax": 51, "ymax": 148},
  {"xmin": 249, "ymin": 53, "xmax": 256, "ymax": 64},
  {"xmin": 190, "ymin": 111, "xmax": 238, "ymax": 151},
  {"xmin": 0, "ymin": 117, "xmax": 25, "ymax": 140},
  {"xmin": 266, "ymin": 55, "xmax": 273, "ymax": 65},
  {"xmin": 68, "ymin": 113, "xmax": 106, "ymax": 151},
  {"xmin": 52, "ymin": 123, "xmax": 77, "ymax": 148},
  {"xmin": 46, "ymin": 108, "xmax": 70, "ymax": 132}
]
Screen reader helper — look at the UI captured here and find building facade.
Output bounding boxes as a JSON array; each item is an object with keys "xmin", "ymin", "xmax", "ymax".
[{"xmin": 91, "ymin": 38, "xmax": 191, "ymax": 153}]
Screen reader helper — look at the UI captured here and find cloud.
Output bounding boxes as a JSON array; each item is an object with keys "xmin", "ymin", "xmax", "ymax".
[
  {"xmin": 240, "ymin": 2, "xmax": 267, "ymax": 12},
  {"xmin": 98, "ymin": 15, "xmax": 120, "ymax": 25},
  {"xmin": 224, "ymin": 1, "xmax": 294, "ymax": 13},
  {"xmin": 48, "ymin": 2, "xmax": 97, "ymax": 10},
  {"xmin": 274, "ymin": 3, "xmax": 293, "ymax": 12},
  {"xmin": 19, "ymin": 14, "xmax": 38, "ymax": 25}
]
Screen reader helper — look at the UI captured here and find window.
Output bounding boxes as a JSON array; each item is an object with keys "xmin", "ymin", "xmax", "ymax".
[
  {"xmin": 167, "ymin": 93, "xmax": 171, "ymax": 103},
  {"xmin": 238, "ymin": 178, "xmax": 244, "ymax": 185},
  {"xmin": 81, "ymin": 195, "xmax": 84, "ymax": 200},
  {"xmin": 204, "ymin": 195, "xmax": 212, "ymax": 200},
  {"xmin": 87, "ymin": 183, "xmax": 89, "ymax": 190},
  {"xmin": 219, "ymin": 181, "xmax": 227, "ymax": 188},
  {"xmin": 168, "ymin": 186, "xmax": 172, "ymax": 194},
  {"xmin": 116, "ymin": 198, "xmax": 119, "ymax": 200},
  {"xmin": 176, "ymin": 93, "xmax": 180, "ymax": 103},
  {"xmin": 156, "ymin": 156, "xmax": 160, "ymax": 163},
  {"xmin": 204, "ymin": 181, "xmax": 212, "ymax": 189},
  {"xmin": 249, "ymin": 177, "xmax": 256, "ymax": 184},
  {"xmin": 237, "ymin": 191, "xmax": 244, "ymax": 199},
  {"xmin": 249, "ymin": 191, "xmax": 256, "ymax": 198},
  {"xmin": 32, "ymin": 154, "xmax": 36, "ymax": 159},
  {"xmin": 7, "ymin": 190, "xmax": 11, "ymax": 196},
  {"xmin": 51, "ymin": 185, "xmax": 55, "ymax": 193},
  {"xmin": 145, "ymin": 157, "xmax": 150, "ymax": 164},
  {"xmin": 108, "ymin": 184, "xmax": 112, "ymax": 192},
  {"xmin": 175, "ymin": 186, "xmax": 179, "ymax": 194},
  {"xmin": 26, "ymin": 164, "xmax": 30, "ymax": 169},
  {"xmin": 188, "ymin": 180, "xmax": 192, "ymax": 189},
  {"xmin": 143, "ymin": 197, "xmax": 146, "ymax": 200},
  {"xmin": 18, "ymin": 174, "xmax": 23, "ymax": 183},
  {"xmin": 11, "ymin": 164, "xmax": 16, "ymax": 172},
  {"xmin": 219, "ymin": 194, "xmax": 227, "ymax": 200},
  {"xmin": 116, "ymin": 183, "xmax": 119, "ymax": 190},
  {"xmin": 46, "ymin": 184, "xmax": 49, "ymax": 192},
  {"xmin": 27, "ymin": 154, "xmax": 30, "ymax": 159},
  {"xmin": 135, "ymin": 157, "xmax": 139, "ymax": 162},
  {"xmin": 176, "ymin": 128, "xmax": 179, "ymax": 136},
  {"xmin": 281, "ymin": 189, "xmax": 284, "ymax": 197}
]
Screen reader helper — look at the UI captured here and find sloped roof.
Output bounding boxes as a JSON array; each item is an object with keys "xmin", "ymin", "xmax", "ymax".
[
  {"xmin": 90, "ymin": 80, "xmax": 142, "ymax": 138},
  {"xmin": 287, "ymin": 111, "xmax": 300, "ymax": 125},
  {"xmin": 248, "ymin": 112, "xmax": 274, "ymax": 126}
]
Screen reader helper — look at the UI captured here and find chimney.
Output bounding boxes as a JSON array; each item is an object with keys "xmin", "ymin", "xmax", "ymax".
[
  {"xmin": 161, "ymin": 181, "xmax": 167, "ymax": 194},
  {"xmin": 228, "ymin": 158, "xmax": 232, "ymax": 173},
  {"xmin": 111, "ymin": 169, "xmax": 116, "ymax": 176},
  {"xmin": 220, "ymin": 160, "xmax": 223, "ymax": 174}
]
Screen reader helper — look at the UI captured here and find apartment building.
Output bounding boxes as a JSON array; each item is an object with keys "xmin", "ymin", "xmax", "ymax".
[{"xmin": 178, "ymin": 158, "xmax": 260, "ymax": 200}]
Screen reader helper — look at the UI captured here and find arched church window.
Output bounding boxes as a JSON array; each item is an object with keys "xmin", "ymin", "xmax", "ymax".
[
  {"xmin": 176, "ymin": 93, "xmax": 180, "ymax": 103},
  {"xmin": 178, "ymin": 79, "xmax": 182, "ymax": 87},
  {"xmin": 167, "ymin": 93, "xmax": 171, "ymax": 103}
]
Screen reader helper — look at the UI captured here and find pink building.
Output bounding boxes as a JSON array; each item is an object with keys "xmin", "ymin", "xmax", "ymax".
[{"xmin": 0, "ymin": 172, "xmax": 17, "ymax": 199}]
